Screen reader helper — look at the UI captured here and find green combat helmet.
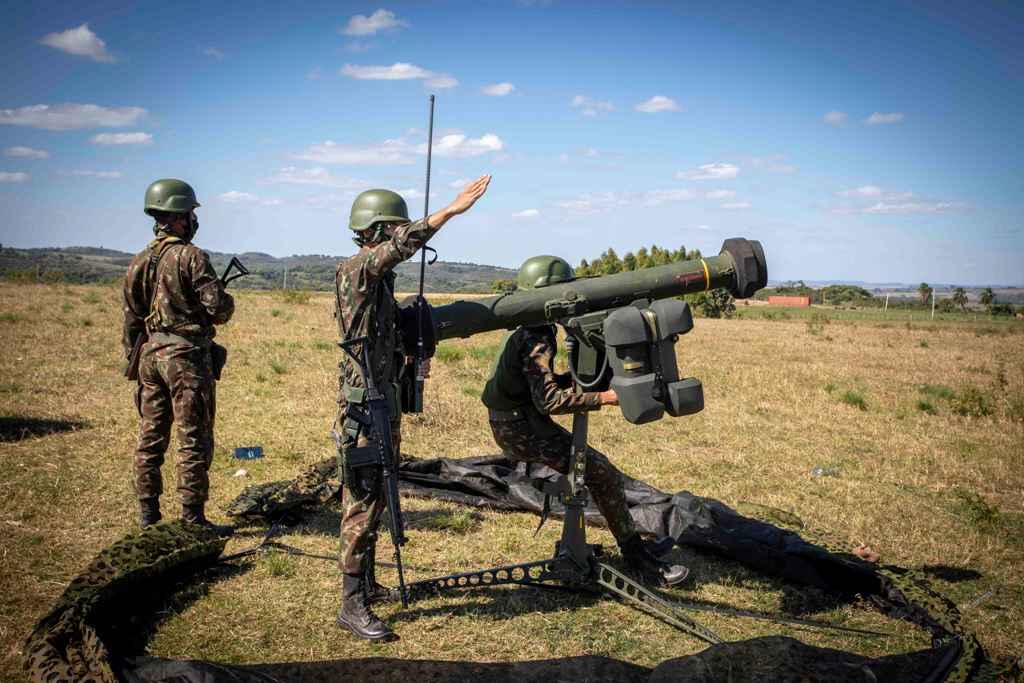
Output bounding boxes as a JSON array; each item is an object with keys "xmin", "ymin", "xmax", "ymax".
[
  {"xmin": 517, "ymin": 255, "xmax": 576, "ymax": 290},
  {"xmin": 349, "ymin": 189, "xmax": 410, "ymax": 232},
  {"xmin": 144, "ymin": 179, "xmax": 200, "ymax": 216}
]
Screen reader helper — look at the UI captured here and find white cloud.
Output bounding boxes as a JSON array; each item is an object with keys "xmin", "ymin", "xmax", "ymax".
[
  {"xmin": 823, "ymin": 111, "xmax": 847, "ymax": 126},
  {"xmin": 341, "ymin": 62, "xmax": 457, "ymax": 88},
  {"xmin": 750, "ymin": 156, "xmax": 797, "ymax": 173},
  {"xmin": 635, "ymin": 95, "xmax": 680, "ymax": 113},
  {"xmin": 219, "ymin": 190, "xmax": 284, "ymax": 206},
  {"xmin": 4, "ymin": 146, "xmax": 48, "ymax": 159},
  {"xmin": 425, "ymin": 73, "xmax": 459, "ymax": 89},
  {"xmin": 295, "ymin": 131, "xmax": 502, "ymax": 166},
  {"xmin": 558, "ymin": 153, "xmax": 569, "ymax": 163},
  {"xmin": 449, "ymin": 178, "xmax": 469, "ymax": 189},
  {"xmin": 862, "ymin": 201, "xmax": 966, "ymax": 214},
  {"xmin": 864, "ymin": 112, "xmax": 905, "ymax": 125},
  {"xmin": 838, "ymin": 185, "xmax": 883, "ymax": 198},
  {"xmin": 342, "ymin": 62, "xmax": 431, "ymax": 80},
  {"xmin": 582, "ymin": 147, "xmax": 599, "ymax": 157},
  {"xmin": 39, "ymin": 23, "xmax": 116, "ymax": 63},
  {"xmin": 570, "ymin": 95, "xmax": 614, "ymax": 117},
  {"xmin": 91, "ymin": 132, "xmax": 152, "ymax": 145},
  {"xmin": 294, "ymin": 138, "xmax": 417, "ymax": 165},
  {"xmin": 513, "ymin": 209, "xmax": 539, "ymax": 218},
  {"xmin": 705, "ymin": 189, "xmax": 735, "ymax": 199},
  {"xmin": 677, "ymin": 162, "xmax": 740, "ymax": 180},
  {"xmin": 557, "ymin": 188, "xmax": 696, "ymax": 213},
  {"xmin": 0, "ymin": 104, "xmax": 146, "ymax": 131},
  {"xmin": 203, "ymin": 47, "xmax": 225, "ymax": 59},
  {"xmin": 720, "ymin": 202, "xmax": 751, "ymax": 209},
  {"xmin": 0, "ymin": 172, "xmax": 29, "ymax": 183},
  {"xmin": 642, "ymin": 189, "xmax": 697, "ymax": 206},
  {"xmin": 342, "ymin": 9, "xmax": 408, "ymax": 36},
  {"xmin": 219, "ymin": 191, "xmax": 259, "ymax": 203},
  {"xmin": 696, "ymin": 224, "xmax": 713, "ymax": 231},
  {"xmin": 429, "ymin": 133, "xmax": 503, "ymax": 158},
  {"xmin": 482, "ymin": 82, "xmax": 515, "ymax": 96},
  {"xmin": 268, "ymin": 166, "xmax": 367, "ymax": 189},
  {"xmin": 70, "ymin": 170, "xmax": 121, "ymax": 178}
]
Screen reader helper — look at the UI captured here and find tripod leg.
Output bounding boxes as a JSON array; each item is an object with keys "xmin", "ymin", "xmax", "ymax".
[{"xmin": 595, "ymin": 562, "xmax": 722, "ymax": 644}]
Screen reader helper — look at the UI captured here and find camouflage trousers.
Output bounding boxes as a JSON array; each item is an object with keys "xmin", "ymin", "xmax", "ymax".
[
  {"xmin": 489, "ymin": 413, "xmax": 638, "ymax": 545},
  {"xmin": 336, "ymin": 406, "xmax": 402, "ymax": 575},
  {"xmin": 133, "ymin": 341, "xmax": 216, "ymax": 506}
]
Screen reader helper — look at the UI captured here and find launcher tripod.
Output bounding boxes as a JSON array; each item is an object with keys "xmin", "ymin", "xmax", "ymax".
[{"xmin": 379, "ymin": 408, "xmax": 723, "ymax": 644}]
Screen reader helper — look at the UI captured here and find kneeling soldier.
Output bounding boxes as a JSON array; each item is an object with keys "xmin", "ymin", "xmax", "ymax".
[
  {"xmin": 482, "ymin": 256, "xmax": 689, "ymax": 587},
  {"xmin": 123, "ymin": 179, "xmax": 234, "ymax": 535}
]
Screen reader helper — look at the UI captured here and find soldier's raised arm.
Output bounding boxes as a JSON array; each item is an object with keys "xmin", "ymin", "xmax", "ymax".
[{"xmin": 353, "ymin": 175, "xmax": 491, "ymax": 282}]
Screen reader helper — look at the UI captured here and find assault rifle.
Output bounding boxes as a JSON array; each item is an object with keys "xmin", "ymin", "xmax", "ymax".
[
  {"xmin": 338, "ymin": 335, "xmax": 408, "ymax": 607},
  {"xmin": 220, "ymin": 256, "xmax": 250, "ymax": 287}
]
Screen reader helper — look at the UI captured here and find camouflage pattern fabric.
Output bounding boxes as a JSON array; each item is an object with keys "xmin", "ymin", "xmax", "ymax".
[
  {"xmin": 483, "ymin": 325, "xmax": 602, "ymax": 413},
  {"xmin": 225, "ymin": 456, "xmax": 341, "ymax": 518},
  {"xmin": 23, "ymin": 521, "xmax": 226, "ymax": 683},
  {"xmin": 123, "ymin": 229, "xmax": 234, "ymax": 506},
  {"xmin": 122, "ymin": 231, "xmax": 234, "ymax": 349},
  {"xmin": 333, "ymin": 218, "xmax": 438, "ymax": 576},
  {"xmin": 490, "ymin": 419, "xmax": 637, "ymax": 545},
  {"xmin": 338, "ymin": 417, "xmax": 401, "ymax": 574}
]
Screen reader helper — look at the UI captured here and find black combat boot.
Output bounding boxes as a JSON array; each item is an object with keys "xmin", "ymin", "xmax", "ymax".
[
  {"xmin": 336, "ymin": 573, "xmax": 395, "ymax": 641},
  {"xmin": 364, "ymin": 544, "xmax": 390, "ymax": 604},
  {"xmin": 620, "ymin": 534, "xmax": 690, "ymax": 587},
  {"xmin": 182, "ymin": 503, "xmax": 235, "ymax": 538},
  {"xmin": 139, "ymin": 498, "xmax": 161, "ymax": 529}
]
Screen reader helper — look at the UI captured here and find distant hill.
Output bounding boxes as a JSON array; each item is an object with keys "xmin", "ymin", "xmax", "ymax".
[{"xmin": 0, "ymin": 246, "xmax": 515, "ymax": 294}]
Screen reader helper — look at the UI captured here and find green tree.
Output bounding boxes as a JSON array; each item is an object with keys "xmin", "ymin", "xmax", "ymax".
[
  {"xmin": 577, "ymin": 259, "xmax": 591, "ymax": 277},
  {"xmin": 918, "ymin": 282, "xmax": 933, "ymax": 305},
  {"xmin": 952, "ymin": 287, "xmax": 968, "ymax": 311},
  {"xmin": 697, "ymin": 288, "xmax": 736, "ymax": 318},
  {"xmin": 491, "ymin": 279, "xmax": 516, "ymax": 293},
  {"xmin": 634, "ymin": 247, "xmax": 650, "ymax": 269},
  {"xmin": 622, "ymin": 252, "xmax": 637, "ymax": 271},
  {"xmin": 979, "ymin": 287, "xmax": 995, "ymax": 309},
  {"xmin": 599, "ymin": 248, "xmax": 622, "ymax": 274}
]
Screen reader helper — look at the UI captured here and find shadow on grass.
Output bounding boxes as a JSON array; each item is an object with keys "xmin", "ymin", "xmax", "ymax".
[
  {"xmin": 98, "ymin": 559, "xmax": 253, "ymax": 655},
  {"xmin": 918, "ymin": 565, "xmax": 983, "ymax": 583},
  {"xmin": 0, "ymin": 416, "xmax": 88, "ymax": 442}
]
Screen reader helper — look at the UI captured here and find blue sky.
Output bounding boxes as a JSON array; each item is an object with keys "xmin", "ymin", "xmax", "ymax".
[{"xmin": 2, "ymin": 1, "xmax": 1021, "ymax": 285}]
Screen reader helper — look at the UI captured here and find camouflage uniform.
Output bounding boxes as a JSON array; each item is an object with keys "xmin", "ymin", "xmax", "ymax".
[
  {"xmin": 123, "ymin": 233, "xmax": 234, "ymax": 506},
  {"xmin": 334, "ymin": 218, "xmax": 437, "ymax": 575},
  {"xmin": 482, "ymin": 325, "xmax": 638, "ymax": 544}
]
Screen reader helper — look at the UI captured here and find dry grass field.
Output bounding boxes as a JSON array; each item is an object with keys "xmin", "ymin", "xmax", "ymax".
[{"xmin": 1, "ymin": 281, "xmax": 1022, "ymax": 680}]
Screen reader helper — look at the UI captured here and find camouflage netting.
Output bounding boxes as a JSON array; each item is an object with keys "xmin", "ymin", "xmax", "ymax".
[
  {"xmin": 23, "ymin": 521, "xmax": 227, "ymax": 683},
  {"xmin": 24, "ymin": 456, "xmax": 1016, "ymax": 682}
]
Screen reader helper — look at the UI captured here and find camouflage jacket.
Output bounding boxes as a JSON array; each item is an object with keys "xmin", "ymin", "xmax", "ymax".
[
  {"xmin": 122, "ymin": 233, "xmax": 234, "ymax": 356},
  {"xmin": 334, "ymin": 219, "xmax": 438, "ymax": 398},
  {"xmin": 482, "ymin": 325, "xmax": 602, "ymax": 415}
]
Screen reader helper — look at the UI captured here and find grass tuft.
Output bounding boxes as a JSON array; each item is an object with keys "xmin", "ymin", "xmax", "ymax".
[
  {"xmin": 0, "ymin": 311, "xmax": 23, "ymax": 323},
  {"xmin": 919, "ymin": 384, "xmax": 955, "ymax": 400},
  {"xmin": 270, "ymin": 309, "xmax": 283, "ymax": 318},
  {"xmin": 435, "ymin": 347, "xmax": 464, "ymax": 363},
  {"xmin": 950, "ymin": 387, "xmax": 992, "ymax": 417},
  {"xmin": 269, "ymin": 360, "xmax": 287, "ymax": 375},
  {"xmin": 838, "ymin": 390, "xmax": 867, "ymax": 411},
  {"xmin": 916, "ymin": 400, "xmax": 936, "ymax": 415},
  {"xmin": 278, "ymin": 289, "xmax": 311, "ymax": 305},
  {"xmin": 262, "ymin": 551, "xmax": 296, "ymax": 578}
]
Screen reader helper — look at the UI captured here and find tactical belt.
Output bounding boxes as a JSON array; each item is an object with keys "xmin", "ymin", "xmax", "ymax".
[
  {"xmin": 487, "ymin": 407, "xmax": 529, "ymax": 423},
  {"xmin": 148, "ymin": 331, "xmax": 212, "ymax": 347}
]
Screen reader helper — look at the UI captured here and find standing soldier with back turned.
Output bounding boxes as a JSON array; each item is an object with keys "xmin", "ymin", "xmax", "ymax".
[
  {"xmin": 123, "ymin": 179, "xmax": 234, "ymax": 536},
  {"xmin": 334, "ymin": 175, "xmax": 490, "ymax": 641}
]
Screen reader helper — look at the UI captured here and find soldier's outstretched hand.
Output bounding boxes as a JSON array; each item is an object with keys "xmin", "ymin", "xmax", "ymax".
[{"xmin": 448, "ymin": 175, "xmax": 491, "ymax": 215}]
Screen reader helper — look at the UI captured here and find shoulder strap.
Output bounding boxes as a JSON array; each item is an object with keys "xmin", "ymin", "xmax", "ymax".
[{"xmin": 143, "ymin": 236, "xmax": 183, "ymax": 328}]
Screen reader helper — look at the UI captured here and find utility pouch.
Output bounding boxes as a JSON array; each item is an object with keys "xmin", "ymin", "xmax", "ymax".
[
  {"xmin": 210, "ymin": 342, "xmax": 228, "ymax": 381},
  {"xmin": 124, "ymin": 333, "xmax": 147, "ymax": 381}
]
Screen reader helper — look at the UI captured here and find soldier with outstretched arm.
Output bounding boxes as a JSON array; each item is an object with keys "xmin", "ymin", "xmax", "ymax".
[
  {"xmin": 482, "ymin": 256, "xmax": 690, "ymax": 587},
  {"xmin": 333, "ymin": 175, "xmax": 491, "ymax": 641},
  {"xmin": 123, "ymin": 179, "xmax": 235, "ymax": 536}
]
